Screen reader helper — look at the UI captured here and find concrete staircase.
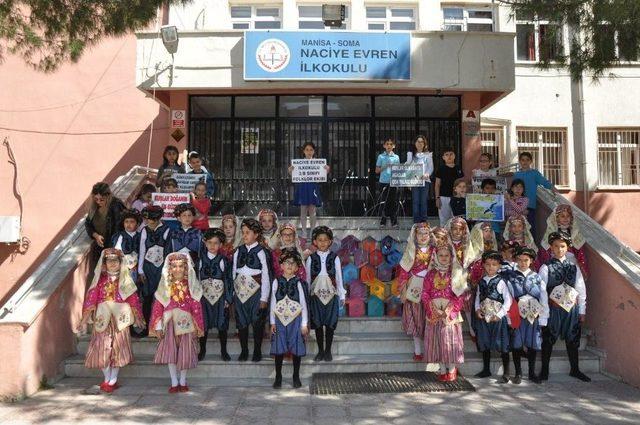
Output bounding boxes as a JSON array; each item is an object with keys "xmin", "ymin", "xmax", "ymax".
[{"xmin": 66, "ymin": 317, "xmax": 600, "ymax": 380}]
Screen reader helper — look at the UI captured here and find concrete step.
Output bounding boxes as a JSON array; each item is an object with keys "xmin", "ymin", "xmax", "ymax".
[
  {"xmin": 64, "ymin": 350, "xmax": 601, "ymax": 380},
  {"xmin": 76, "ymin": 332, "xmax": 587, "ymax": 357}
]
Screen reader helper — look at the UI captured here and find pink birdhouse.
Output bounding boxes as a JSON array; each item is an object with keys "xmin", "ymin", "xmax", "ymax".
[
  {"xmin": 347, "ymin": 298, "xmax": 365, "ymax": 317},
  {"xmin": 369, "ymin": 249, "xmax": 384, "ymax": 267}
]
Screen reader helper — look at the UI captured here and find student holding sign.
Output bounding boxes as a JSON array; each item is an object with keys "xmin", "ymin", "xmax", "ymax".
[
  {"xmin": 288, "ymin": 142, "xmax": 329, "ymax": 239},
  {"xmin": 375, "ymin": 138, "xmax": 401, "ymax": 227},
  {"xmin": 407, "ymin": 135, "xmax": 434, "ymax": 223}
]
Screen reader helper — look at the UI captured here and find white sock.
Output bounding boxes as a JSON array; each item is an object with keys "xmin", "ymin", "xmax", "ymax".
[
  {"xmin": 179, "ymin": 369, "xmax": 187, "ymax": 386},
  {"xmin": 465, "ymin": 311, "xmax": 476, "ymax": 337},
  {"xmin": 438, "ymin": 363, "xmax": 445, "ymax": 374},
  {"xmin": 413, "ymin": 337, "xmax": 423, "ymax": 355},
  {"xmin": 168, "ymin": 363, "xmax": 178, "ymax": 387},
  {"xmin": 447, "ymin": 363, "xmax": 456, "ymax": 372},
  {"xmin": 101, "ymin": 367, "xmax": 111, "ymax": 383},
  {"xmin": 308, "ymin": 206, "xmax": 317, "ymax": 231},
  {"xmin": 108, "ymin": 367, "xmax": 119, "ymax": 385},
  {"xmin": 300, "ymin": 206, "xmax": 308, "ymax": 236}
]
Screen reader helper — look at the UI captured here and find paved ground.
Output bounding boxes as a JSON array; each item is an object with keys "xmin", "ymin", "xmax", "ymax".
[{"xmin": 1, "ymin": 374, "xmax": 639, "ymax": 424}]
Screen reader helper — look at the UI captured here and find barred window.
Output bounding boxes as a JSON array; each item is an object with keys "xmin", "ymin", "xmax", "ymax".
[
  {"xmin": 516, "ymin": 128, "xmax": 569, "ymax": 187},
  {"xmin": 480, "ymin": 127, "xmax": 504, "ymax": 165},
  {"xmin": 598, "ymin": 129, "xmax": 640, "ymax": 186}
]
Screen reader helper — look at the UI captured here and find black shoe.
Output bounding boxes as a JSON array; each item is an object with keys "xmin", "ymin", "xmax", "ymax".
[
  {"xmin": 292, "ymin": 377, "xmax": 302, "ymax": 389},
  {"xmin": 511, "ymin": 375, "xmax": 522, "ymax": 385},
  {"xmin": 570, "ymin": 370, "xmax": 591, "ymax": 382},
  {"xmin": 539, "ymin": 370, "xmax": 549, "ymax": 381},
  {"xmin": 314, "ymin": 351, "xmax": 324, "ymax": 362},
  {"xmin": 221, "ymin": 351, "xmax": 231, "ymax": 362},
  {"xmin": 380, "ymin": 218, "xmax": 387, "ymax": 227},
  {"xmin": 273, "ymin": 376, "xmax": 282, "ymax": 389},
  {"xmin": 238, "ymin": 351, "xmax": 249, "ymax": 362},
  {"xmin": 198, "ymin": 350, "xmax": 206, "ymax": 361},
  {"xmin": 323, "ymin": 351, "xmax": 333, "ymax": 362},
  {"xmin": 529, "ymin": 373, "xmax": 542, "ymax": 384},
  {"xmin": 252, "ymin": 351, "xmax": 262, "ymax": 362},
  {"xmin": 475, "ymin": 369, "xmax": 492, "ymax": 378},
  {"xmin": 498, "ymin": 375, "xmax": 510, "ymax": 384},
  {"xmin": 391, "ymin": 220, "xmax": 398, "ymax": 228}
]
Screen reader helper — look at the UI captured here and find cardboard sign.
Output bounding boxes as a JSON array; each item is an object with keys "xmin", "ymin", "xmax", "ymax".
[
  {"xmin": 466, "ymin": 193, "xmax": 504, "ymax": 222},
  {"xmin": 472, "ymin": 176, "xmax": 507, "ymax": 194},
  {"xmin": 151, "ymin": 193, "xmax": 190, "ymax": 221},
  {"xmin": 171, "ymin": 110, "xmax": 185, "ymax": 128},
  {"xmin": 173, "ymin": 173, "xmax": 207, "ymax": 193},
  {"xmin": 390, "ymin": 164, "xmax": 425, "ymax": 187},
  {"xmin": 291, "ymin": 158, "xmax": 327, "ymax": 183},
  {"xmin": 241, "ymin": 128, "xmax": 259, "ymax": 154}
]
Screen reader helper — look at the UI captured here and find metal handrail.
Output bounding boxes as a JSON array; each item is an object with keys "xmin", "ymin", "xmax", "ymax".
[{"xmin": 0, "ymin": 166, "xmax": 155, "ymax": 325}]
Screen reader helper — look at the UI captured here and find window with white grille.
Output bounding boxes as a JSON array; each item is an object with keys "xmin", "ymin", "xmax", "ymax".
[
  {"xmin": 480, "ymin": 127, "xmax": 504, "ymax": 165},
  {"xmin": 231, "ymin": 5, "xmax": 281, "ymax": 29},
  {"xmin": 442, "ymin": 6, "xmax": 493, "ymax": 32},
  {"xmin": 366, "ymin": 6, "xmax": 416, "ymax": 31},
  {"xmin": 516, "ymin": 128, "xmax": 569, "ymax": 187},
  {"xmin": 298, "ymin": 4, "xmax": 350, "ymax": 29},
  {"xmin": 515, "ymin": 14, "xmax": 564, "ymax": 62},
  {"xmin": 598, "ymin": 129, "xmax": 640, "ymax": 186}
]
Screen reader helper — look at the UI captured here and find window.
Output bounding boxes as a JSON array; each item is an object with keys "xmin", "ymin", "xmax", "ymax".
[
  {"xmin": 442, "ymin": 7, "xmax": 493, "ymax": 32},
  {"xmin": 516, "ymin": 15, "xmax": 564, "ymax": 62},
  {"xmin": 598, "ymin": 129, "xmax": 640, "ymax": 186},
  {"xmin": 516, "ymin": 128, "xmax": 569, "ymax": 187},
  {"xmin": 231, "ymin": 5, "xmax": 281, "ymax": 29},
  {"xmin": 480, "ymin": 127, "xmax": 504, "ymax": 165},
  {"xmin": 298, "ymin": 5, "xmax": 349, "ymax": 30},
  {"xmin": 366, "ymin": 6, "xmax": 416, "ymax": 31},
  {"xmin": 594, "ymin": 24, "xmax": 639, "ymax": 62}
]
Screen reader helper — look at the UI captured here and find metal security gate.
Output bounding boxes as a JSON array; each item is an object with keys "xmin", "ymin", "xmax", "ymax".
[{"xmin": 189, "ymin": 95, "xmax": 461, "ymax": 216}]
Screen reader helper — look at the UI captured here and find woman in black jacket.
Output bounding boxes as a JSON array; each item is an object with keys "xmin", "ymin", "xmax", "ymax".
[{"xmin": 85, "ymin": 182, "xmax": 126, "ymax": 272}]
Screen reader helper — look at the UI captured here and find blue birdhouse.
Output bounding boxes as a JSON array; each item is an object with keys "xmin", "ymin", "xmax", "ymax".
[
  {"xmin": 380, "ymin": 235, "xmax": 399, "ymax": 255},
  {"xmin": 377, "ymin": 262, "xmax": 395, "ymax": 282},
  {"xmin": 342, "ymin": 263, "xmax": 359, "ymax": 284},
  {"xmin": 385, "ymin": 249, "xmax": 403, "ymax": 266},
  {"xmin": 367, "ymin": 295, "xmax": 385, "ymax": 317}
]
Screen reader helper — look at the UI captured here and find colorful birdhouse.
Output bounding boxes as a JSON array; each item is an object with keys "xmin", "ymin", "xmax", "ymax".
[
  {"xmin": 380, "ymin": 235, "xmax": 398, "ymax": 255},
  {"xmin": 377, "ymin": 262, "xmax": 394, "ymax": 282},
  {"xmin": 362, "ymin": 236, "xmax": 377, "ymax": 253},
  {"xmin": 337, "ymin": 248, "xmax": 351, "ymax": 266},
  {"xmin": 368, "ymin": 279, "xmax": 386, "ymax": 300},
  {"xmin": 360, "ymin": 265, "xmax": 377, "ymax": 284},
  {"xmin": 342, "ymin": 263, "xmax": 359, "ymax": 284},
  {"xmin": 369, "ymin": 249, "xmax": 384, "ymax": 267},
  {"xmin": 330, "ymin": 238, "xmax": 341, "ymax": 253},
  {"xmin": 390, "ymin": 278, "xmax": 401, "ymax": 297},
  {"xmin": 386, "ymin": 296, "xmax": 403, "ymax": 317},
  {"xmin": 353, "ymin": 249, "xmax": 369, "ymax": 268},
  {"xmin": 348, "ymin": 280, "xmax": 368, "ymax": 299},
  {"xmin": 346, "ymin": 298, "xmax": 365, "ymax": 317},
  {"xmin": 340, "ymin": 235, "xmax": 361, "ymax": 252},
  {"xmin": 367, "ymin": 295, "xmax": 385, "ymax": 317},
  {"xmin": 385, "ymin": 249, "xmax": 403, "ymax": 266}
]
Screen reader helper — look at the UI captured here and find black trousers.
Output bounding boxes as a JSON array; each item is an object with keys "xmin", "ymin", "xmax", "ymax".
[{"xmin": 379, "ymin": 183, "xmax": 398, "ymax": 222}]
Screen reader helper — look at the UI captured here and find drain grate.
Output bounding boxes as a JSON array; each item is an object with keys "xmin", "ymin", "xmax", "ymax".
[{"xmin": 310, "ymin": 371, "xmax": 475, "ymax": 395}]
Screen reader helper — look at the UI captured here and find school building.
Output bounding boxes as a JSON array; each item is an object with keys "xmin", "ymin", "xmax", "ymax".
[{"xmin": 1, "ymin": 0, "xmax": 640, "ymax": 397}]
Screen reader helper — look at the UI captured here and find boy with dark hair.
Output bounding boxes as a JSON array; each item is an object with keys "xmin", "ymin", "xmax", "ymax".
[
  {"xmin": 513, "ymin": 151, "xmax": 553, "ymax": 235},
  {"xmin": 375, "ymin": 137, "xmax": 401, "ymax": 227},
  {"xmin": 187, "ymin": 152, "xmax": 216, "ymax": 199},
  {"xmin": 434, "ymin": 147, "xmax": 464, "ymax": 226}
]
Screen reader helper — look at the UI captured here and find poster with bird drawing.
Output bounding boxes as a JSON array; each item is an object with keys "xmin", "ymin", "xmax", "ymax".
[{"xmin": 466, "ymin": 193, "xmax": 504, "ymax": 222}]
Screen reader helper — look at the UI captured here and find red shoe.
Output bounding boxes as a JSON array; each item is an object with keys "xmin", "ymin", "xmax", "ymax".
[
  {"xmin": 412, "ymin": 354, "xmax": 423, "ymax": 362},
  {"xmin": 179, "ymin": 385, "xmax": 189, "ymax": 392},
  {"xmin": 437, "ymin": 372, "xmax": 449, "ymax": 382},
  {"xmin": 99, "ymin": 382, "xmax": 111, "ymax": 392},
  {"xmin": 169, "ymin": 386, "xmax": 180, "ymax": 394},
  {"xmin": 447, "ymin": 368, "xmax": 458, "ymax": 382}
]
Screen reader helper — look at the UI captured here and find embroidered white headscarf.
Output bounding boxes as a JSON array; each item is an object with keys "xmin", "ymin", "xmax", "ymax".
[
  {"xmin": 89, "ymin": 248, "xmax": 137, "ymax": 300},
  {"xmin": 155, "ymin": 253, "xmax": 203, "ymax": 307}
]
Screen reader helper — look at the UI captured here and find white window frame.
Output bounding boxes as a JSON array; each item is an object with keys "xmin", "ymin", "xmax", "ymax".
[
  {"xmin": 366, "ymin": 5, "xmax": 417, "ymax": 31},
  {"xmin": 441, "ymin": 6, "xmax": 494, "ymax": 32},
  {"xmin": 298, "ymin": 4, "xmax": 350, "ymax": 30},
  {"xmin": 230, "ymin": 5, "xmax": 282, "ymax": 30},
  {"xmin": 597, "ymin": 23, "xmax": 640, "ymax": 63},
  {"xmin": 480, "ymin": 127, "xmax": 505, "ymax": 166},
  {"xmin": 515, "ymin": 15, "xmax": 564, "ymax": 63},
  {"xmin": 516, "ymin": 127, "xmax": 569, "ymax": 188},
  {"xmin": 597, "ymin": 128, "xmax": 640, "ymax": 188}
]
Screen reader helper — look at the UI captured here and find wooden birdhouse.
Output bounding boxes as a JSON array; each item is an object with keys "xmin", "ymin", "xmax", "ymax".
[
  {"xmin": 346, "ymin": 298, "xmax": 365, "ymax": 317},
  {"xmin": 342, "ymin": 263, "xmax": 359, "ymax": 284},
  {"xmin": 362, "ymin": 236, "xmax": 377, "ymax": 253},
  {"xmin": 360, "ymin": 264, "xmax": 376, "ymax": 284},
  {"xmin": 368, "ymin": 279, "xmax": 386, "ymax": 300},
  {"xmin": 367, "ymin": 295, "xmax": 385, "ymax": 317},
  {"xmin": 337, "ymin": 248, "xmax": 351, "ymax": 266},
  {"xmin": 386, "ymin": 296, "xmax": 402, "ymax": 317},
  {"xmin": 340, "ymin": 235, "xmax": 361, "ymax": 252},
  {"xmin": 353, "ymin": 249, "xmax": 369, "ymax": 268},
  {"xmin": 369, "ymin": 249, "xmax": 384, "ymax": 267},
  {"xmin": 390, "ymin": 278, "xmax": 401, "ymax": 297},
  {"xmin": 377, "ymin": 262, "xmax": 394, "ymax": 282}
]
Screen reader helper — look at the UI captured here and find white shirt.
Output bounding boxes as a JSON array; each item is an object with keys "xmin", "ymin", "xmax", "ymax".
[
  {"xmin": 199, "ymin": 251, "xmax": 225, "ymax": 274},
  {"xmin": 408, "ymin": 151, "xmax": 434, "ymax": 178},
  {"xmin": 138, "ymin": 224, "xmax": 171, "ymax": 275},
  {"xmin": 269, "ymin": 278, "xmax": 309, "ymax": 328},
  {"xmin": 113, "ymin": 231, "xmax": 138, "ymax": 252},
  {"xmin": 538, "ymin": 256, "xmax": 587, "ymax": 321},
  {"xmin": 474, "ymin": 275, "xmax": 512, "ymax": 319},
  {"xmin": 304, "ymin": 250, "xmax": 346, "ymax": 301},
  {"xmin": 232, "ymin": 242, "xmax": 271, "ymax": 303},
  {"xmin": 509, "ymin": 268, "xmax": 550, "ymax": 326}
]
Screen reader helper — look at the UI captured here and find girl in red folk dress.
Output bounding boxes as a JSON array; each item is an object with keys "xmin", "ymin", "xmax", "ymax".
[
  {"xmin": 220, "ymin": 214, "xmax": 240, "ymax": 261},
  {"xmin": 78, "ymin": 248, "xmax": 144, "ymax": 393},
  {"xmin": 149, "ymin": 253, "xmax": 205, "ymax": 393},
  {"xmin": 422, "ymin": 244, "xmax": 466, "ymax": 382},
  {"xmin": 397, "ymin": 223, "xmax": 432, "ymax": 361},
  {"xmin": 446, "ymin": 217, "xmax": 470, "ymax": 268}
]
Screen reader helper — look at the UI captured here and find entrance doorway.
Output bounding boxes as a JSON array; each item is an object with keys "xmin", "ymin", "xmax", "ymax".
[{"xmin": 189, "ymin": 95, "xmax": 461, "ymax": 216}]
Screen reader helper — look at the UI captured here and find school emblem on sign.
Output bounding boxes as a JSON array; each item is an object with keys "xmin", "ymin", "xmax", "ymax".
[{"xmin": 256, "ymin": 38, "xmax": 290, "ymax": 73}]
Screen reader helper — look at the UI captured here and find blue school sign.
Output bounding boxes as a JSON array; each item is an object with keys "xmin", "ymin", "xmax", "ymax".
[{"xmin": 244, "ymin": 31, "xmax": 411, "ymax": 81}]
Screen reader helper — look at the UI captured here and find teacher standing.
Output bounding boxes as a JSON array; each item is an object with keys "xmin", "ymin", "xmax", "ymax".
[{"xmin": 407, "ymin": 135, "xmax": 434, "ymax": 223}]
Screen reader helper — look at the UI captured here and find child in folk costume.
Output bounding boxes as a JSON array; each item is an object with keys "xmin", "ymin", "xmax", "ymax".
[
  {"xmin": 270, "ymin": 248, "xmax": 310, "ymax": 389},
  {"xmin": 191, "ymin": 182, "xmax": 211, "ymax": 232},
  {"xmin": 198, "ymin": 228, "xmax": 234, "ymax": 361},
  {"xmin": 272, "ymin": 223, "xmax": 307, "ymax": 281},
  {"xmin": 150, "ymin": 253, "xmax": 204, "ymax": 393},
  {"xmin": 305, "ymin": 226, "xmax": 346, "ymax": 362},
  {"xmin": 112, "ymin": 209, "xmax": 142, "ymax": 282},
  {"xmin": 397, "ymin": 222, "xmax": 432, "ymax": 361},
  {"xmin": 430, "ymin": 226, "xmax": 450, "ymax": 249},
  {"xmin": 79, "ymin": 249, "xmax": 144, "ymax": 392},
  {"xmin": 168, "ymin": 203, "xmax": 202, "ymax": 265},
  {"xmin": 538, "ymin": 232, "xmax": 590, "ymax": 382},
  {"xmin": 421, "ymin": 244, "xmax": 466, "ymax": 382},
  {"xmin": 473, "ymin": 251, "xmax": 513, "ymax": 383},
  {"xmin": 540, "ymin": 204, "xmax": 589, "ymax": 279},
  {"xmin": 499, "ymin": 240, "xmax": 519, "ymax": 275},
  {"xmin": 446, "ymin": 217, "xmax": 469, "ymax": 268},
  {"xmin": 463, "ymin": 222, "xmax": 498, "ymax": 340},
  {"xmin": 507, "ymin": 247, "xmax": 545, "ymax": 384},
  {"xmin": 138, "ymin": 205, "xmax": 171, "ymax": 335},
  {"xmin": 232, "ymin": 218, "xmax": 272, "ymax": 362},
  {"xmin": 503, "ymin": 215, "xmax": 538, "ymax": 269},
  {"xmin": 220, "ymin": 214, "xmax": 240, "ymax": 261},
  {"xmin": 258, "ymin": 209, "xmax": 279, "ymax": 250}
]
